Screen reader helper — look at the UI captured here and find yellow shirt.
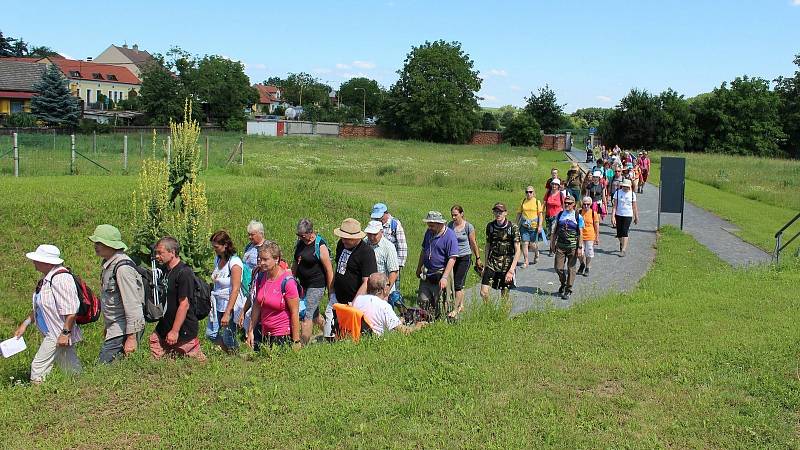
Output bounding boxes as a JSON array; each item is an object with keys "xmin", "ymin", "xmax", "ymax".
[{"xmin": 518, "ymin": 198, "xmax": 542, "ymax": 222}]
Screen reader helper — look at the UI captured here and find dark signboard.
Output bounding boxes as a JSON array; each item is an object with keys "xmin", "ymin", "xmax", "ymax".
[{"xmin": 658, "ymin": 157, "xmax": 686, "ymax": 229}]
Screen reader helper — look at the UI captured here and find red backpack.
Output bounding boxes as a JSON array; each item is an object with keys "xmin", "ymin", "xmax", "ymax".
[{"xmin": 52, "ymin": 268, "xmax": 101, "ymax": 325}]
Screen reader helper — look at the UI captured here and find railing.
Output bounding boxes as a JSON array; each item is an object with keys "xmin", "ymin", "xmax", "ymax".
[{"xmin": 774, "ymin": 211, "xmax": 800, "ymax": 264}]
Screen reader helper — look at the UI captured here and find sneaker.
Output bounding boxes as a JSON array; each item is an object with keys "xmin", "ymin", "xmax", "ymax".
[
  {"xmin": 620, "ymin": 250, "xmax": 626, "ymax": 257},
  {"xmin": 577, "ymin": 264, "xmax": 585, "ymax": 275},
  {"xmin": 583, "ymin": 267, "xmax": 590, "ymax": 277},
  {"xmin": 558, "ymin": 284, "xmax": 566, "ymax": 295}
]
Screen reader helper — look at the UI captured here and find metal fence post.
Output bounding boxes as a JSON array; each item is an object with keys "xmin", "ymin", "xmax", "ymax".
[
  {"xmin": 52, "ymin": 129, "xmax": 56, "ymax": 150},
  {"xmin": 70, "ymin": 134, "xmax": 76, "ymax": 175},
  {"xmin": 240, "ymin": 137, "xmax": 244, "ymax": 165},
  {"xmin": 205, "ymin": 135, "xmax": 209, "ymax": 170},
  {"xmin": 139, "ymin": 131, "xmax": 143, "ymax": 157},
  {"xmin": 13, "ymin": 132, "xmax": 19, "ymax": 177},
  {"xmin": 166, "ymin": 135, "xmax": 172, "ymax": 164},
  {"xmin": 123, "ymin": 135, "xmax": 128, "ymax": 173},
  {"xmin": 93, "ymin": 131, "xmax": 97, "ymax": 154}
]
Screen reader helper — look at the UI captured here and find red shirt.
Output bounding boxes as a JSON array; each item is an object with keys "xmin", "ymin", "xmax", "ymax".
[{"xmin": 544, "ymin": 191, "xmax": 565, "ymax": 218}]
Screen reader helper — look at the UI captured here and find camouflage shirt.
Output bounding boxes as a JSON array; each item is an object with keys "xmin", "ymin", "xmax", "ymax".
[{"xmin": 485, "ymin": 220, "xmax": 520, "ymax": 272}]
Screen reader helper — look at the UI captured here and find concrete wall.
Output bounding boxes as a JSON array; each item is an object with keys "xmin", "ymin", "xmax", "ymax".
[
  {"xmin": 283, "ymin": 121, "xmax": 339, "ymax": 136},
  {"xmin": 246, "ymin": 120, "xmax": 278, "ymax": 136}
]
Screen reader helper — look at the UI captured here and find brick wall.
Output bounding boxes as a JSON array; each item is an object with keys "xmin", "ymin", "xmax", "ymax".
[
  {"xmin": 469, "ymin": 130, "xmax": 502, "ymax": 145},
  {"xmin": 541, "ymin": 134, "xmax": 568, "ymax": 150},
  {"xmin": 339, "ymin": 124, "xmax": 385, "ymax": 138}
]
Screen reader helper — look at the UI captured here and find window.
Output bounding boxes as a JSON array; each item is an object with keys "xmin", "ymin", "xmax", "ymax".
[
  {"xmin": 11, "ymin": 101, "xmax": 24, "ymax": 113},
  {"xmin": 107, "ymin": 74, "xmax": 117, "ymax": 81},
  {"xmin": 69, "ymin": 70, "xmax": 81, "ymax": 77},
  {"xmin": 92, "ymin": 73, "xmax": 103, "ymax": 80},
  {"xmin": 87, "ymin": 89, "xmax": 92, "ymax": 103}
]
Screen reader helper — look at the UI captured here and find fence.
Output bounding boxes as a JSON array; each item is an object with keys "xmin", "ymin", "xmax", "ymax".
[{"xmin": 0, "ymin": 131, "xmax": 245, "ymax": 177}]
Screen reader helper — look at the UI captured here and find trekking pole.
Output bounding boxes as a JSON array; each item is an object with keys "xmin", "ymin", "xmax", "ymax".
[{"xmin": 151, "ymin": 256, "xmax": 161, "ymax": 309}]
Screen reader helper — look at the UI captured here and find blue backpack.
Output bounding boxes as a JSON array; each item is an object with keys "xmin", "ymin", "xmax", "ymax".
[{"xmin": 280, "ymin": 275, "xmax": 306, "ymax": 320}]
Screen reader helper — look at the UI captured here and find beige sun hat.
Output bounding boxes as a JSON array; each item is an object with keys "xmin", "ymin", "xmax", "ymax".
[
  {"xmin": 621, "ymin": 179, "xmax": 632, "ymax": 188},
  {"xmin": 334, "ymin": 218, "xmax": 366, "ymax": 239}
]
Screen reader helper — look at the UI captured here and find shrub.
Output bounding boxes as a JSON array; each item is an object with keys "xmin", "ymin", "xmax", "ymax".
[
  {"xmin": 5, "ymin": 112, "xmax": 38, "ymax": 127},
  {"xmin": 502, "ymin": 113, "xmax": 543, "ymax": 147}
]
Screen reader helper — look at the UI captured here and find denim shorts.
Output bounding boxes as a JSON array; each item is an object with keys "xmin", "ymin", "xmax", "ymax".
[
  {"xmin": 519, "ymin": 227, "xmax": 539, "ymax": 242},
  {"xmin": 206, "ymin": 311, "xmax": 240, "ymax": 349}
]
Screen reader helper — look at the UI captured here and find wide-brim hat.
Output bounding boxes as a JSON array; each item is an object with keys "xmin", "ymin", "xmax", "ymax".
[
  {"xmin": 422, "ymin": 211, "xmax": 446, "ymax": 224},
  {"xmin": 26, "ymin": 244, "xmax": 64, "ymax": 265},
  {"xmin": 334, "ymin": 218, "xmax": 366, "ymax": 239},
  {"xmin": 88, "ymin": 224, "xmax": 128, "ymax": 251},
  {"xmin": 621, "ymin": 179, "xmax": 632, "ymax": 187},
  {"xmin": 570, "ymin": 162, "xmax": 579, "ymax": 170}
]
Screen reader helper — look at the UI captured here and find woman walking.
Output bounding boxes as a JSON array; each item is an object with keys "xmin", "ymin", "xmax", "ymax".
[
  {"xmin": 447, "ymin": 205, "xmax": 481, "ymax": 318},
  {"xmin": 584, "ymin": 171, "xmax": 607, "ymax": 220},
  {"xmin": 611, "ymin": 179, "xmax": 639, "ymax": 257},
  {"xmin": 208, "ymin": 230, "xmax": 245, "ymax": 352},
  {"xmin": 292, "ymin": 218, "xmax": 334, "ymax": 345},
  {"xmin": 247, "ymin": 242, "xmax": 301, "ymax": 351},
  {"xmin": 578, "ymin": 197, "xmax": 600, "ymax": 276},
  {"xmin": 543, "ymin": 178, "xmax": 566, "ymax": 254},
  {"xmin": 565, "ymin": 163, "xmax": 584, "ymax": 204},
  {"xmin": 515, "ymin": 186, "xmax": 544, "ymax": 266}
]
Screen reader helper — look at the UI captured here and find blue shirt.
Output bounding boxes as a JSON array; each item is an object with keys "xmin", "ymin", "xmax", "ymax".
[{"xmin": 422, "ymin": 227, "xmax": 459, "ymax": 271}]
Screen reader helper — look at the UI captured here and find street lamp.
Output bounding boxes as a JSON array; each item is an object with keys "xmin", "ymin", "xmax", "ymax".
[{"xmin": 353, "ymin": 87, "xmax": 366, "ymax": 124}]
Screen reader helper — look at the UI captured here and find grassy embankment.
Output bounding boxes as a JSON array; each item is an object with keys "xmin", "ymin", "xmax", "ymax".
[{"xmin": 0, "ymin": 228, "xmax": 797, "ymax": 448}]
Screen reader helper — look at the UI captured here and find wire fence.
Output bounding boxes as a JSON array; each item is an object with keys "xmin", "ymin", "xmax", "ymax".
[{"xmin": 0, "ymin": 131, "xmax": 246, "ymax": 176}]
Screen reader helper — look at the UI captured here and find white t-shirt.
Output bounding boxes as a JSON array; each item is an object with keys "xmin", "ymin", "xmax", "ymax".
[
  {"xmin": 211, "ymin": 255, "xmax": 246, "ymax": 321},
  {"xmin": 614, "ymin": 190, "xmax": 637, "ymax": 217},
  {"xmin": 352, "ymin": 294, "xmax": 401, "ymax": 336}
]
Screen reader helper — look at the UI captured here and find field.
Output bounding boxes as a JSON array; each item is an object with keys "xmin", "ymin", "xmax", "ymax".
[{"xmin": 0, "ymin": 135, "xmax": 798, "ymax": 447}]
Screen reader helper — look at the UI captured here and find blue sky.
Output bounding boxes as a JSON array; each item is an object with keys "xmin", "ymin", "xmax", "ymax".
[{"xmin": 4, "ymin": 0, "xmax": 799, "ymax": 111}]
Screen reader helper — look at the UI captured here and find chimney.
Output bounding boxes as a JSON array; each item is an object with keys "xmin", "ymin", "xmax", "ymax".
[
  {"xmin": 132, "ymin": 44, "xmax": 139, "ymax": 51},
  {"xmin": 86, "ymin": 57, "xmax": 93, "ymax": 61},
  {"xmin": 122, "ymin": 43, "xmax": 128, "ymax": 49}
]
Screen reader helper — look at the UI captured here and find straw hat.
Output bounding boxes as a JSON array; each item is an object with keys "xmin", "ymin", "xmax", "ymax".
[
  {"xmin": 334, "ymin": 218, "xmax": 366, "ymax": 239},
  {"xmin": 26, "ymin": 244, "xmax": 64, "ymax": 265}
]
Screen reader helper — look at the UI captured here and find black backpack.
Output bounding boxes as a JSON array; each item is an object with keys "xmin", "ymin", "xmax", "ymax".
[
  {"xmin": 190, "ymin": 272, "xmax": 212, "ymax": 321},
  {"xmin": 113, "ymin": 260, "xmax": 165, "ymax": 323}
]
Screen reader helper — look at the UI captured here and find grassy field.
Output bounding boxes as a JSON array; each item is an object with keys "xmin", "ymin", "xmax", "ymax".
[
  {"xmin": 646, "ymin": 152, "xmax": 800, "ymax": 252},
  {"xmin": 0, "ymin": 228, "xmax": 797, "ymax": 448}
]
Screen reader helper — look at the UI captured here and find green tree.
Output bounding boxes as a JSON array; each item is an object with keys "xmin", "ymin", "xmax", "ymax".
[
  {"xmin": 692, "ymin": 76, "xmax": 785, "ymax": 156},
  {"xmin": 339, "ymin": 77, "xmax": 383, "ymax": 119},
  {"xmin": 139, "ymin": 63, "xmax": 187, "ymax": 125},
  {"xmin": 480, "ymin": 111, "xmax": 499, "ymax": 130},
  {"xmin": 572, "ymin": 107, "xmax": 613, "ymax": 125},
  {"xmin": 502, "ymin": 113, "xmax": 542, "ymax": 147},
  {"xmin": 0, "ymin": 31, "xmax": 14, "ymax": 57},
  {"xmin": 495, "ymin": 105, "xmax": 519, "ymax": 129},
  {"xmin": 28, "ymin": 46, "xmax": 59, "ymax": 58},
  {"xmin": 190, "ymin": 55, "xmax": 259, "ymax": 124},
  {"xmin": 775, "ymin": 54, "xmax": 800, "ymax": 158},
  {"xmin": 656, "ymin": 88, "xmax": 697, "ymax": 151},
  {"xmin": 280, "ymin": 72, "xmax": 330, "ymax": 106},
  {"xmin": 381, "ymin": 40, "xmax": 481, "ymax": 144},
  {"xmin": 524, "ymin": 84, "xmax": 565, "ymax": 133},
  {"xmin": 11, "ymin": 37, "xmax": 27, "ymax": 57},
  {"xmin": 30, "ymin": 64, "xmax": 80, "ymax": 127},
  {"xmin": 599, "ymin": 88, "xmax": 661, "ymax": 149}
]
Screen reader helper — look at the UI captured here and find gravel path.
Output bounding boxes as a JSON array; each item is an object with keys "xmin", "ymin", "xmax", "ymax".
[{"xmin": 471, "ymin": 149, "xmax": 771, "ymax": 317}]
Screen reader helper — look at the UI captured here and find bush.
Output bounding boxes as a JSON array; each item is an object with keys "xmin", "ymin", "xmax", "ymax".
[
  {"xmin": 5, "ymin": 112, "xmax": 38, "ymax": 127},
  {"xmin": 480, "ymin": 112, "xmax": 499, "ymax": 131},
  {"xmin": 502, "ymin": 113, "xmax": 543, "ymax": 147},
  {"xmin": 222, "ymin": 116, "xmax": 246, "ymax": 132},
  {"xmin": 78, "ymin": 119, "xmax": 112, "ymax": 134}
]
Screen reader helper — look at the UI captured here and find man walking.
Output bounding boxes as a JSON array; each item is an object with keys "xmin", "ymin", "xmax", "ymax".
[
  {"xmin": 89, "ymin": 224, "xmax": 145, "ymax": 363},
  {"xmin": 550, "ymin": 196, "xmax": 585, "ymax": 300},
  {"xmin": 150, "ymin": 236, "xmax": 206, "ymax": 361},
  {"xmin": 415, "ymin": 211, "xmax": 459, "ymax": 319},
  {"xmin": 364, "ymin": 220, "xmax": 400, "ymax": 305},
  {"xmin": 478, "ymin": 203, "xmax": 521, "ymax": 301}
]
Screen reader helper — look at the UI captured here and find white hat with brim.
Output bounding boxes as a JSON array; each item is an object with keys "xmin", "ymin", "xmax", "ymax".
[
  {"xmin": 364, "ymin": 220, "xmax": 383, "ymax": 234},
  {"xmin": 621, "ymin": 179, "xmax": 632, "ymax": 188},
  {"xmin": 334, "ymin": 218, "xmax": 367, "ymax": 239},
  {"xmin": 551, "ymin": 178, "xmax": 561, "ymax": 185},
  {"xmin": 26, "ymin": 244, "xmax": 64, "ymax": 265}
]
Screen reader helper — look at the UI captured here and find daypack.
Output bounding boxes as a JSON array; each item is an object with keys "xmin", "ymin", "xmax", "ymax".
[
  {"xmin": 280, "ymin": 275, "xmax": 306, "ymax": 320},
  {"xmin": 52, "ymin": 268, "xmax": 101, "ymax": 325},
  {"xmin": 294, "ymin": 234, "xmax": 331, "ymax": 263},
  {"xmin": 191, "ymin": 272, "xmax": 213, "ymax": 321},
  {"xmin": 112, "ymin": 259, "xmax": 165, "ymax": 323},
  {"xmin": 221, "ymin": 256, "xmax": 252, "ymax": 300}
]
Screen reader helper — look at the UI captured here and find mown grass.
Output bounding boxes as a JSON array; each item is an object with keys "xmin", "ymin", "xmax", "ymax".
[
  {"xmin": 0, "ymin": 228, "xmax": 797, "ymax": 448},
  {"xmin": 645, "ymin": 152, "xmax": 800, "ymax": 253}
]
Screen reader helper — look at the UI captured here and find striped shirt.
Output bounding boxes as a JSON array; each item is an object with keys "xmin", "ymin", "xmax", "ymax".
[
  {"xmin": 368, "ymin": 236, "xmax": 400, "ymax": 292},
  {"xmin": 33, "ymin": 266, "xmax": 82, "ymax": 344}
]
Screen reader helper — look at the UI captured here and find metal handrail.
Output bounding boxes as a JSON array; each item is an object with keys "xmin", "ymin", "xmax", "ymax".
[{"xmin": 774, "ymin": 211, "xmax": 800, "ymax": 264}]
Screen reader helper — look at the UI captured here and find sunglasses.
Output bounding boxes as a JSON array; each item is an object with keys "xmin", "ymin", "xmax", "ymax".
[
  {"xmin": 565, "ymin": 202, "xmax": 575, "ymax": 206},
  {"xmin": 525, "ymin": 191, "xmax": 534, "ymax": 194}
]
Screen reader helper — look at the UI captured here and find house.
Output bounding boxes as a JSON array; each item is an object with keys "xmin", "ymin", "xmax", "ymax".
[
  {"xmin": 0, "ymin": 59, "xmax": 47, "ymax": 116},
  {"xmin": 49, "ymin": 58, "xmax": 141, "ymax": 107},
  {"xmin": 93, "ymin": 44, "xmax": 156, "ymax": 78},
  {"xmin": 253, "ymin": 84, "xmax": 289, "ymax": 114}
]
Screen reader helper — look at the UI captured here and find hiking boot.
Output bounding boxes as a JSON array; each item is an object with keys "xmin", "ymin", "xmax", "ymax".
[
  {"xmin": 577, "ymin": 264, "xmax": 585, "ymax": 275},
  {"xmin": 558, "ymin": 284, "xmax": 566, "ymax": 295},
  {"xmin": 583, "ymin": 267, "xmax": 590, "ymax": 277},
  {"xmin": 561, "ymin": 289, "xmax": 571, "ymax": 300}
]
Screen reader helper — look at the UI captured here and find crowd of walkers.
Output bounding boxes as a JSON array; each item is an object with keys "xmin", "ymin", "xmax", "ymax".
[{"xmin": 11, "ymin": 146, "xmax": 648, "ymax": 383}]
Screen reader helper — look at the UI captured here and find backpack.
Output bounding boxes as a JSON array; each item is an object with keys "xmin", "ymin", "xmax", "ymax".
[
  {"xmin": 191, "ymin": 271, "xmax": 212, "ymax": 321},
  {"xmin": 281, "ymin": 275, "xmax": 306, "ymax": 320},
  {"xmin": 113, "ymin": 259, "xmax": 165, "ymax": 323},
  {"xmin": 222, "ymin": 256, "xmax": 252, "ymax": 300},
  {"xmin": 52, "ymin": 268, "xmax": 101, "ymax": 325},
  {"xmin": 294, "ymin": 234, "xmax": 331, "ymax": 264}
]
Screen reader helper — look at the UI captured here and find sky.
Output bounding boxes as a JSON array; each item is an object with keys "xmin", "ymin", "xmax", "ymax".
[{"xmin": 4, "ymin": 0, "xmax": 800, "ymax": 112}]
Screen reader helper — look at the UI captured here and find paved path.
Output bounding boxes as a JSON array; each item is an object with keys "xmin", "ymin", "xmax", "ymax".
[{"xmin": 477, "ymin": 149, "xmax": 771, "ymax": 317}]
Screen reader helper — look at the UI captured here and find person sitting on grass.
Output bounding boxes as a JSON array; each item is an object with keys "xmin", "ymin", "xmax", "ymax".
[
  {"xmin": 14, "ymin": 244, "xmax": 82, "ymax": 383},
  {"xmin": 246, "ymin": 241, "xmax": 301, "ymax": 351},
  {"xmin": 353, "ymin": 273, "xmax": 425, "ymax": 336},
  {"xmin": 478, "ymin": 202, "xmax": 522, "ymax": 302}
]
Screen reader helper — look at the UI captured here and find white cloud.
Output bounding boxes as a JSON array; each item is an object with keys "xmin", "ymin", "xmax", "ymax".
[
  {"xmin": 793, "ymin": 0, "xmax": 800, "ymax": 5},
  {"xmin": 352, "ymin": 60, "xmax": 376, "ymax": 69},
  {"xmin": 488, "ymin": 69, "xmax": 508, "ymax": 77},
  {"xmin": 482, "ymin": 94, "xmax": 498, "ymax": 101},
  {"xmin": 510, "ymin": 85, "xmax": 521, "ymax": 91},
  {"xmin": 336, "ymin": 63, "xmax": 351, "ymax": 69},
  {"xmin": 313, "ymin": 67, "xmax": 332, "ymax": 74},
  {"xmin": 340, "ymin": 71, "xmax": 368, "ymax": 79},
  {"xmin": 596, "ymin": 95, "xmax": 612, "ymax": 102}
]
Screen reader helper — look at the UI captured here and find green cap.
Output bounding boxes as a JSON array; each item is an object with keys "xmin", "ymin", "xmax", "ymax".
[{"xmin": 88, "ymin": 224, "xmax": 128, "ymax": 251}]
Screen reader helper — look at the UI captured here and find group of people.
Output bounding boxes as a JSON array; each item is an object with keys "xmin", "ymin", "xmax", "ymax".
[{"xmin": 12, "ymin": 149, "xmax": 647, "ymax": 382}]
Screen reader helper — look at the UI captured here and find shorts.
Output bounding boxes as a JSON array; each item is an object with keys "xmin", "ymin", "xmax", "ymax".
[
  {"xmin": 452, "ymin": 255, "xmax": 471, "ymax": 291},
  {"xmin": 615, "ymin": 215, "xmax": 633, "ymax": 238},
  {"xmin": 584, "ymin": 240, "xmax": 595, "ymax": 258},
  {"xmin": 149, "ymin": 333, "xmax": 206, "ymax": 361},
  {"xmin": 519, "ymin": 226, "xmax": 540, "ymax": 242},
  {"xmin": 302, "ymin": 287, "xmax": 325, "ymax": 322},
  {"xmin": 641, "ymin": 169, "xmax": 649, "ymax": 182},
  {"xmin": 481, "ymin": 265, "xmax": 515, "ymax": 290},
  {"xmin": 417, "ymin": 279, "xmax": 444, "ymax": 319}
]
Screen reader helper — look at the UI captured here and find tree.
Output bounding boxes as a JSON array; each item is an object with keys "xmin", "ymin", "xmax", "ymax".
[
  {"xmin": 339, "ymin": 77, "xmax": 383, "ymax": 119},
  {"xmin": 692, "ymin": 76, "xmax": 785, "ymax": 156},
  {"xmin": 264, "ymin": 76, "xmax": 284, "ymax": 87},
  {"xmin": 381, "ymin": 40, "xmax": 482, "ymax": 144},
  {"xmin": 656, "ymin": 88, "xmax": 697, "ymax": 151},
  {"xmin": 28, "ymin": 46, "xmax": 59, "ymax": 58},
  {"xmin": 30, "ymin": 64, "xmax": 80, "ymax": 127},
  {"xmin": 599, "ymin": 88, "xmax": 661, "ymax": 149},
  {"xmin": 524, "ymin": 84, "xmax": 565, "ymax": 133},
  {"xmin": 139, "ymin": 63, "xmax": 187, "ymax": 125},
  {"xmin": 11, "ymin": 37, "xmax": 28, "ymax": 57},
  {"xmin": 502, "ymin": 113, "xmax": 542, "ymax": 147},
  {"xmin": 480, "ymin": 112, "xmax": 499, "ymax": 130},
  {"xmin": 775, "ymin": 54, "xmax": 800, "ymax": 158},
  {"xmin": 495, "ymin": 105, "xmax": 519, "ymax": 129},
  {"xmin": 189, "ymin": 55, "xmax": 259, "ymax": 125},
  {"xmin": 0, "ymin": 31, "xmax": 14, "ymax": 57},
  {"xmin": 572, "ymin": 107, "xmax": 613, "ymax": 126},
  {"xmin": 280, "ymin": 72, "xmax": 330, "ymax": 106}
]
